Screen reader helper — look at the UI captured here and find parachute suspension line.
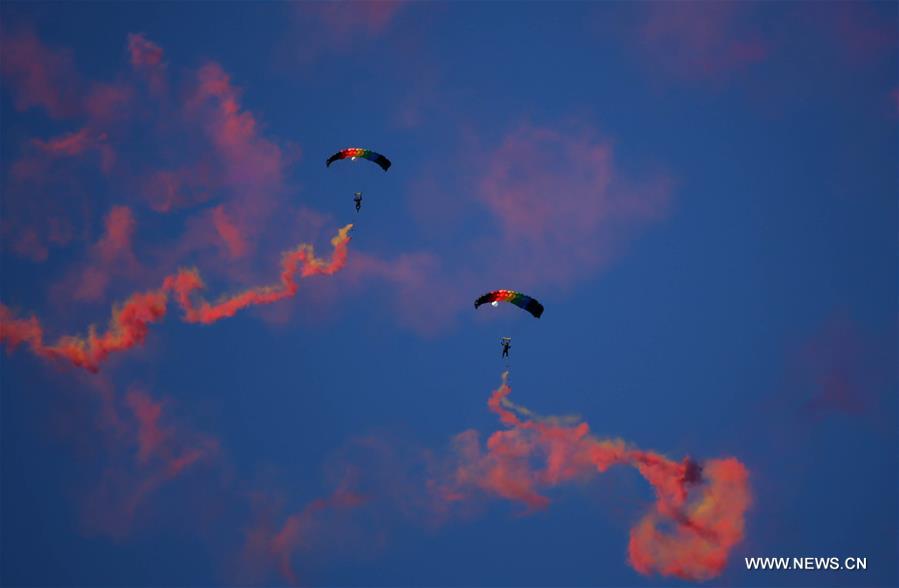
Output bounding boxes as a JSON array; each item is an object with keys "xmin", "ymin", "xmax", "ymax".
[{"xmin": 361, "ymin": 162, "xmax": 367, "ymax": 210}]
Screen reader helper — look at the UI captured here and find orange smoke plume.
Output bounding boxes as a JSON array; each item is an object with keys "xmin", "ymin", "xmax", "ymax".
[
  {"xmin": 628, "ymin": 457, "xmax": 750, "ymax": 580},
  {"xmin": 164, "ymin": 224, "xmax": 352, "ymax": 324},
  {"xmin": 440, "ymin": 371, "xmax": 751, "ymax": 581},
  {"xmin": 0, "ymin": 225, "xmax": 353, "ymax": 371}
]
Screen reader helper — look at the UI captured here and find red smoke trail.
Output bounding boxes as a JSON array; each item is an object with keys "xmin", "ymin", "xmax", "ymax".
[
  {"xmin": 0, "ymin": 225, "xmax": 352, "ymax": 372},
  {"xmin": 440, "ymin": 371, "xmax": 751, "ymax": 581}
]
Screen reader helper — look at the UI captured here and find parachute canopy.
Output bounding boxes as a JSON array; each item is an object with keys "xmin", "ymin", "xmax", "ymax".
[
  {"xmin": 474, "ymin": 290, "xmax": 544, "ymax": 318},
  {"xmin": 326, "ymin": 148, "xmax": 391, "ymax": 172}
]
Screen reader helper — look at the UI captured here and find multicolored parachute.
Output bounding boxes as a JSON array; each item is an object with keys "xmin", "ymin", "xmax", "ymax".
[
  {"xmin": 474, "ymin": 290, "xmax": 544, "ymax": 318},
  {"xmin": 326, "ymin": 148, "xmax": 391, "ymax": 172}
]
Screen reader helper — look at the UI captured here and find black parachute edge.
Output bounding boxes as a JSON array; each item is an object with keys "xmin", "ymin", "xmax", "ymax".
[
  {"xmin": 525, "ymin": 299, "xmax": 545, "ymax": 318},
  {"xmin": 371, "ymin": 153, "xmax": 391, "ymax": 172},
  {"xmin": 473, "ymin": 293, "xmax": 494, "ymax": 309}
]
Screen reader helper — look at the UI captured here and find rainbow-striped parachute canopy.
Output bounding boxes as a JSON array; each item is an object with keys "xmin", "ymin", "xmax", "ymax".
[
  {"xmin": 474, "ymin": 290, "xmax": 544, "ymax": 318},
  {"xmin": 326, "ymin": 148, "xmax": 391, "ymax": 171}
]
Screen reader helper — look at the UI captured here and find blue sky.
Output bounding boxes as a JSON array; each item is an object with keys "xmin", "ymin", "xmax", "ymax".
[{"xmin": 1, "ymin": 2, "xmax": 897, "ymax": 587}]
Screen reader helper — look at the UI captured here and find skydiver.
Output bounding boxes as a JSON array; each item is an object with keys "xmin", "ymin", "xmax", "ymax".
[
  {"xmin": 354, "ymin": 192, "xmax": 363, "ymax": 212},
  {"xmin": 501, "ymin": 337, "xmax": 511, "ymax": 359}
]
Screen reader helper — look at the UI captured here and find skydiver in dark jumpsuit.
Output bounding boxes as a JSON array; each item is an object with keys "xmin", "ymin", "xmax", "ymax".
[
  {"xmin": 501, "ymin": 337, "xmax": 511, "ymax": 359},
  {"xmin": 354, "ymin": 192, "xmax": 362, "ymax": 212}
]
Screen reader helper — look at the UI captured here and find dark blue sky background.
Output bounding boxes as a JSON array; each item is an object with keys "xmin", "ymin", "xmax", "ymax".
[{"xmin": 1, "ymin": 2, "xmax": 896, "ymax": 587}]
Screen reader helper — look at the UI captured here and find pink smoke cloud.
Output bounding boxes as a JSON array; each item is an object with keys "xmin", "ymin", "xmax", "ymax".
[
  {"xmin": 0, "ymin": 26, "xmax": 82, "ymax": 118},
  {"xmin": 66, "ymin": 206, "xmax": 138, "ymax": 302},
  {"xmin": 311, "ymin": 0, "xmax": 404, "ymax": 38},
  {"xmin": 95, "ymin": 206, "xmax": 137, "ymax": 262},
  {"xmin": 128, "ymin": 33, "xmax": 164, "ymax": 68},
  {"xmin": 3, "ymin": 132, "xmax": 111, "ymax": 262},
  {"xmin": 341, "ymin": 250, "xmax": 452, "ymax": 335},
  {"xmin": 140, "ymin": 165, "xmax": 216, "ymax": 213},
  {"xmin": 307, "ymin": 0, "xmax": 404, "ymax": 35},
  {"xmin": 84, "ymin": 82, "xmax": 133, "ymax": 123},
  {"xmin": 31, "ymin": 127, "xmax": 98, "ymax": 156},
  {"xmin": 9, "ymin": 127, "xmax": 114, "ymax": 196},
  {"xmin": 212, "ymin": 205, "xmax": 248, "ymax": 259},
  {"xmin": 826, "ymin": 2, "xmax": 897, "ymax": 64},
  {"xmin": 189, "ymin": 62, "xmax": 285, "ymax": 192},
  {"xmin": 278, "ymin": 1, "xmax": 407, "ymax": 68},
  {"xmin": 126, "ymin": 389, "xmax": 171, "ymax": 463},
  {"xmin": 8, "ymin": 228, "xmax": 50, "ymax": 262},
  {"xmin": 267, "ymin": 488, "xmax": 367, "ymax": 585},
  {"xmin": 638, "ymin": 3, "xmax": 769, "ymax": 82},
  {"xmin": 79, "ymin": 384, "xmax": 220, "ymax": 538},
  {"xmin": 127, "ymin": 33, "xmax": 167, "ymax": 95},
  {"xmin": 790, "ymin": 315, "xmax": 893, "ymax": 432},
  {"xmin": 475, "ymin": 123, "xmax": 672, "ymax": 285},
  {"xmin": 169, "ymin": 60, "xmax": 291, "ymax": 265}
]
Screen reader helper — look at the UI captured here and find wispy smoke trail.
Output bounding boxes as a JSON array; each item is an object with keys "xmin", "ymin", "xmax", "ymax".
[
  {"xmin": 269, "ymin": 488, "xmax": 366, "ymax": 585},
  {"xmin": 0, "ymin": 225, "xmax": 353, "ymax": 371}
]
